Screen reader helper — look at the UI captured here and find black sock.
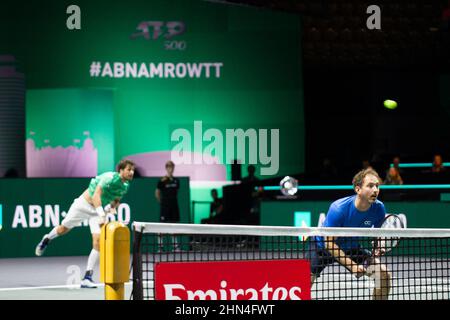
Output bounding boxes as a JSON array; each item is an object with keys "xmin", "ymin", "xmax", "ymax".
[{"xmin": 84, "ymin": 270, "xmax": 93, "ymax": 278}]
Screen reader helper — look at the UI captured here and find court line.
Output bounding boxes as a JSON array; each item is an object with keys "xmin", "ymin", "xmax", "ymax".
[{"xmin": 0, "ymin": 281, "xmax": 132, "ymax": 292}]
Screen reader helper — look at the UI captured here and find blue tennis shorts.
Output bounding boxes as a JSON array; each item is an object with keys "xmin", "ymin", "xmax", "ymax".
[{"xmin": 308, "ymin": 240, "xmax": 371, "ymax": 277}]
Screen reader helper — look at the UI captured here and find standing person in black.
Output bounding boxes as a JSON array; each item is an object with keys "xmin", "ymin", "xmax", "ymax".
[
  {"xmin": 155, "ymin": 160, "xmax": 180, "ymax": 251},
  {"xmin": 240, "ymin": 165, "xmax": 261, "ymax": 224}
]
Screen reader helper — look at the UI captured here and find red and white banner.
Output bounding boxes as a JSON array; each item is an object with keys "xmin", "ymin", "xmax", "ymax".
[{"xmin": 155, "ymin": 259, "xmax": 311, "ymax": 300}]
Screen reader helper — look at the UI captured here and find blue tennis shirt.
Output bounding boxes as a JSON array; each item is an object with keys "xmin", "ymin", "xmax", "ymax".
[{"xmin": 316, "ymin": 195, "xmax": 386, "ymax": 250}]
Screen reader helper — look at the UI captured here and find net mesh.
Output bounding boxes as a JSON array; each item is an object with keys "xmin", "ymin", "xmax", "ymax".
[{"xmin": 131, "ymin": 222, "xmax": 450, "ymax": 300}]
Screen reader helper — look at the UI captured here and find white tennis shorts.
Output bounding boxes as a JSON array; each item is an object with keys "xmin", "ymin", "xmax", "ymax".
[{"xmin": 61, "ymin": 196, "xmax": 103, "ymax": 234}]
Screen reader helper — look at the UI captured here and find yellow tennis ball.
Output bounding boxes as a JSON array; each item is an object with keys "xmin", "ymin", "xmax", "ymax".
[{"xmin": 384, "ymin": 100, "xmax": 398, "ymax": 110}]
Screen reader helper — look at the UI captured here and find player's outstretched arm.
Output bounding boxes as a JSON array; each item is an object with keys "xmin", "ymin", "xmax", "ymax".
[
  {"xmin": 324, "ymin": 236, "xmax": 366, "ymax": 278},
  {"xmin": 92, "ymin": 185, "xmax": 106, "ymax": 218}
]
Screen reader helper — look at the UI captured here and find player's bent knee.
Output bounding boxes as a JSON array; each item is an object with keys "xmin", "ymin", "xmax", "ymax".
[
  {"xmin": 379, "ymin": 267, "xmax": 391, "ymax": 286},
  {"xmin": 379, "ymin": 264, "xmax": 390, "ymax": 276},
  {"xmin": 381, "ymin": 270, "xmax": 391, "ymax": 281}
]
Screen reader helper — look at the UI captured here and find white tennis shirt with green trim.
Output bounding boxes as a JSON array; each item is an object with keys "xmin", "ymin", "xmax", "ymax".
[{"xmin": 88, "ymin": 172, "xmax": 130, "ymax": 205}]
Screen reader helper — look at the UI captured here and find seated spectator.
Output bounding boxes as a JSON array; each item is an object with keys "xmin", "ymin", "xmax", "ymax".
[
  {"xmin": 431, "ymin": 154, "xmax": 446, "ymax": 173},
  {"xmin": 384, "ymin": 167, "xmax": 404, "ymax": 185},
  {"xmin": 201, "ymin": 189, "xmax": 223, "ymax": 224},
  {"xmin": 391, "ymin": 156, "xmax": 404, "ymax": 175}
]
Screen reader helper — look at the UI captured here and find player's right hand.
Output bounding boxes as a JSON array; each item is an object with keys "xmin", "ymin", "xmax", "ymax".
[
  {"xmin": 374, "ymin": 248, "xmax": 386, "ymax": 257},
  {"xmin": 352, "ymin": 264, "xmax": 367, "ymax": 278}
]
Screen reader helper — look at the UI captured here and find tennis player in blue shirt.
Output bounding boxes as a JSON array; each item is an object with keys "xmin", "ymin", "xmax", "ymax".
[{"xmin": 310, "ymin": 169, "xmax": 391, "ymax": 300}]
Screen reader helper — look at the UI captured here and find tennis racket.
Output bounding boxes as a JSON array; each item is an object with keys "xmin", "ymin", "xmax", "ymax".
[{"xmin": 364, "ymin": 214, "xmax": 405, "ymax": 276}]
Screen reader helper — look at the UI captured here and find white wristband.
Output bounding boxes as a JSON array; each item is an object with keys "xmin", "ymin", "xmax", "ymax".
[
  {"xmin": 104, "ymin": 204, "xmax": 112, "ymax": 213},
  {"xmin": 96, "ymin": 206, "xmax": 105, "ymax": 217}
]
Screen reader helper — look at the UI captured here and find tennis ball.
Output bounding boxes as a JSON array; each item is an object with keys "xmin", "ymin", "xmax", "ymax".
[{"xmin": 384, "ymin": 99, "xmax": 398, "ymax": 110}]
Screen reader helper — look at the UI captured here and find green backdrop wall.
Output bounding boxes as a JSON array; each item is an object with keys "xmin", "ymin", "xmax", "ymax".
[{"xmin": 2, "ymin": 0, "xmax": 304, "ymax": 179}]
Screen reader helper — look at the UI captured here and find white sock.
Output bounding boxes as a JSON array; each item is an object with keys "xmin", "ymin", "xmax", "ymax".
[
  {"xmin": 86, "ymin": 249, "xmax": 99, "ymax": 273},
  {"xmin": 47, "ymin": 227, "xmax": 60, "ymax": 240}
]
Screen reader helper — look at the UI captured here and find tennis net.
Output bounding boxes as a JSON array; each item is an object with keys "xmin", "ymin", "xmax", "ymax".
[{"xmin": 131, "ymin": 222, "xmax": 450, "ymax": 300}]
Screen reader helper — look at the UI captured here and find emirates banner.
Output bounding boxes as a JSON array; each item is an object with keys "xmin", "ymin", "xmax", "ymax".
[{"xmin": 155, "ymin": 259, "xmax": 311, "ymax": 300}]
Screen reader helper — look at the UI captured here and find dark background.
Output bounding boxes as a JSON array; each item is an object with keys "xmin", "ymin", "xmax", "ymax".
[
  {"xmin": 304, "ymin": 68, "xmax": 448, "ymax": 181},
  {"xmin": 223, "ymin": 0, "xmax": 450, "ymax": 183},
  {"xmin": 216, "ymin": 0, "xmax": 450, "ymax": 224}
]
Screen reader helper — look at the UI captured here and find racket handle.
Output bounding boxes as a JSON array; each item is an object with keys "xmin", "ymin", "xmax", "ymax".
[{"xmin": 366, "ymin": 264, "xmax": 382, "ymax": 288}]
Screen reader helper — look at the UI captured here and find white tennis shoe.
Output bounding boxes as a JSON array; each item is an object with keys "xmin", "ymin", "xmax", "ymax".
[
  {"xmin": 35, "ymin": 235, "xmax": 50, "ymax": 256},
  {"xmin": 80, "ymin": 276, "xmax": 97, "ymax": 289}
]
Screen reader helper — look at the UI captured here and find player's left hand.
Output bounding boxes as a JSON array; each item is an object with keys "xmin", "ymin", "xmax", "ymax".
[{"xmin": 104, "ymin": 204, "xmax": 117, "ymax": 214}]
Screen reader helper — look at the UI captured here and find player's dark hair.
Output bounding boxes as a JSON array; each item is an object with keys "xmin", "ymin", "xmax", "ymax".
[
  {"xmin": 118, "ymin": 159, "xmax": 135, "ymax": 171},
  {"xmin": 352, "ymin": 168, "xmax": 381, "ymax": 189}
]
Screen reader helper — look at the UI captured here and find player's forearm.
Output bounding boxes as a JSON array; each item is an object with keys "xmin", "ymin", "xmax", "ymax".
[
  {"xmin": 92, "ymin": 194, "xmax": 103, "ymax": 208},
  {"xmin": 93, "ymin": 197, "xmax": 106, "ymax": 218},
  {"xmin": 325, "ymin": 240, "xmax": 354, "ymax": 269},
  {"xmin": 90, "ymin": 185, "xmax": 103, "ymax": 207}
]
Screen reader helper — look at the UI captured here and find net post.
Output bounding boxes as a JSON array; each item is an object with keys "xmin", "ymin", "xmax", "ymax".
[
  {"xmin": 132, "ymin": 225, "xmax": 144, "ymax": 300},
  {"xmin": 100, "ymin": 221, "xmax": 130, "ymax": 300}
]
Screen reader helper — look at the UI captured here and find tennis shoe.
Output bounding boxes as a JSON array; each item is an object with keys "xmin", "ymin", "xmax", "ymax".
[
  {"xmin": 35, "ymin": 235, "xmax": 50, "ymax": 256},
  {"xmin": 80, "ymin": 276, "xmax": 97, "ymax": 288}
]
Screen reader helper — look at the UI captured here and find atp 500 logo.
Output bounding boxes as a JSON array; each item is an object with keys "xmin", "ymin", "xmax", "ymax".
[{"xmin": 131, "ymin": 21, "xmax": 187, "ymax": 51}]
